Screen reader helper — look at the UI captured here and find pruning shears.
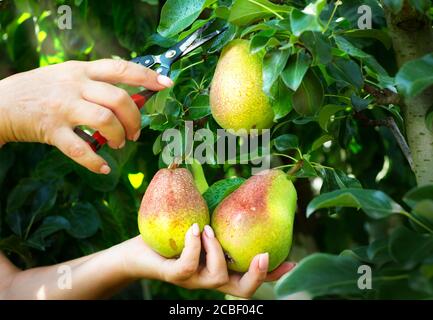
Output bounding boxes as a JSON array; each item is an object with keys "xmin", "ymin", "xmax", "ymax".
[{"xmin": 74, "ymin": 20, "xmax": 227, "ymax": 151}]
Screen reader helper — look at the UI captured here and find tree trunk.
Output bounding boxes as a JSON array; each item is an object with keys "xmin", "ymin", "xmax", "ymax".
[{"xmin": 384, "ymin": 3, "xmax": 433, "ymax": 185}]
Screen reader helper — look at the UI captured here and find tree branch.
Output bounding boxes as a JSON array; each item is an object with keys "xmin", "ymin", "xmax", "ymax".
[
  {"xmin": 383, "ymin": 0, "xmax": 433, "ymax": 185},
  {"xmin": 364, "ymin": 84, "xmax": 402, "ymax": 106}
]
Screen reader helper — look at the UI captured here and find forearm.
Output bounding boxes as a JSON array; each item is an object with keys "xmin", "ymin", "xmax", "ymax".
[{"xmin": 2, "ymin": 244, "xmax": 134, "ymax": 300}]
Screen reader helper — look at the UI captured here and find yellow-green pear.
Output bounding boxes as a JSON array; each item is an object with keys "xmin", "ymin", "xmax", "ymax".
[
  {"xmin": 210, "ymin": 39, "xmax": 274, "ymax": 133},
  {"xmin": 138, "ymin": 167, "xmax": 209, "ymax": 258},
  {"xmin": 211, "ymin": 170, "xmax": 297, "ymax": 272}
]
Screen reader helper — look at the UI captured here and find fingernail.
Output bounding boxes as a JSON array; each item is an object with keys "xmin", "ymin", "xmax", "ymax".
[
  {"xmin": 204, "ymin": 225, "xmax": 214, "ymax": 238},
  {"xmin": 119, "ymin": 140, "xmax": 126, "ymax": 149},
  {"xmin": 133, "ymin": 130, "xmax": 141, "ymax": 142},
  {"xmin": 157, "ymin": 75, "xmax": 174, "ymax": 87},
  {"xmin": 258, "ymin": 253, "xmax": 269, "ymax": 272},
  {"xmin": 192, "ymin": 223, "xmax": 200, "ymax": 237},
  {"xmin": 100, "ymin": 164, "xmax": 111, "ymax": 175}
]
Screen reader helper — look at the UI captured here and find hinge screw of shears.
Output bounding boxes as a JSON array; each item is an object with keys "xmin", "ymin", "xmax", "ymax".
[{"xmin": 165, "ymin": 50, "xmax": 177, "ymax": 58}]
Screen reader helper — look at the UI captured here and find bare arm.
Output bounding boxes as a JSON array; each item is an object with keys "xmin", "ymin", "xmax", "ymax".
[{"xmin": 0, "ymin": 244, "xmax": 131, "ymax": 300}]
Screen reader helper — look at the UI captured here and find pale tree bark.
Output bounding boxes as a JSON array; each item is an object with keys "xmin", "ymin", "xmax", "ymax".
[{"xmin": 384, "ymin": 2, "xmax": 433, "ymax": 185}]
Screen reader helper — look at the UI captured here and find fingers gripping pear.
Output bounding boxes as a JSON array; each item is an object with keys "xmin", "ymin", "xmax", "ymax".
[
  {"xmin": 210, "ymin": 39, "xmax": 274, "ymax": 133},
  {"xmin": 211, "ymin": 170, "xmax": 297, "ymax": 272},
  {"xmin": 138, "ymin": 167, "xmax": 209, "ymax": 258}
]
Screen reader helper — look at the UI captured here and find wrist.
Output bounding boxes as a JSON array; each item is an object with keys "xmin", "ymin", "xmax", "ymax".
[
  {"xmin": 115, "ymin": 236, "xmax": 159, "ymax": 281},
  {"xmin": 103, "ymin": 242, "xmax": 138, "ymax": 282}
]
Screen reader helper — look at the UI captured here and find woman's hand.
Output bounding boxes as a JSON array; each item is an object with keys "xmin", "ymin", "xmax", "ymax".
[
  {"xmin": 0, "ymin": 224, "xmax": 294, "ymax": 299},
  {"xmin": 0, "ymin": 59, "xmax": 173, "ymax": 174},
  {"xmin": 119, "ymin": 224, "xmax": 296, "ymax": 299}
]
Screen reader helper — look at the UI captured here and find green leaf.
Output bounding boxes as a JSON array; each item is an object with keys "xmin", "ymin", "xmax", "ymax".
[
  {"xmin": 318, "ymin": 104, "xmax": 347, "ymax": 131},
  {"xmin": 108, "ymin": 186, "xmax": 140, "ymax": 239},
  {"xmin": 342, "ymin": 29, "xmax": 392, "ymax": 50},
  {"xmin": 27, "ymin": 216, "xmax": 70, "ymax": 250},
  {"xmin": 327, "ymin": 58, "xmax": 364, "ymax": 90},
  {"xmin": 383, "ymin": 0, "xmax": 404, "ymax": 13},
  {"xmin": 396, "ymin": 53, "xmax": 433, "ymax": 97},
  {"xmin": 292, "ymin": 70, "xmax": 324, "ymax": 116},
  {"xmin": 145, "ymin": 89, "xmax": 172, "ymax": 115},
  {"xmin": 158, "ymin": 0, "xmax": 208, "ymax": 38},
  {"xmin": 299, "ymin": 31, "xmax": 332, "ymax": 65},
  {"xmin": 408, "ymin": 0, "xmax": 430, "ymax": 12},
  {"xmin": 249, "ymin": 29, "xmax": 278, "ymax": 54},
  {"xmin": 412, "ymin": 200, "xmax": 433, "ymax": 231},
  {"xmin": 187, "ymin": 94, "xmax": 211, "ymax": 120},
  {"xmin": 275, "ymin": 253, "xmax": 363, "ymax": 298},
  {"xmin": 7, "ymin": 178, "xmax": 57, "ymax": 218},
  {"xmin": 189, "ymin": 159, "xmax": 209, "ymax": 194},
  {"xmin": 228, "ymin": 0, "xmax": 291, "ymax": 26},
  {"xmin": 203, "ymin": 177, "xmax": 245, "ymax": 212},
  {"xmin": 281, "ymin": 49, "xmax": 311, "ymax": 91},
  {"xmin": 152, "ymin": 134, "xmax": 162, "ymax": 155},
  {"xmin": 6, "ymin": 13, "xmax": 39, "ymax": 70},
  {"xmin": 108, "ymin": 141, "xmax": 137, "ymax": 168},
  {"xmin": 178, "ymin": 19, "xmax": 211, "ymax": 41},
  {"xmin": 273, "ymin": 134, "xmax": 299, "ymax": 151},
  {"xmin": 366, "ymin": 239, "xmax": 392, "ymax": 266},
  {"xmin": 350, "ymin": 93, "xmax": 371, "ymax": 112},
  {"xmin": 404, "ymin": 184, "xmax": 433, "ymax": 230},
  {"xmin": 307, "ymin": 188, "xmax": 404, "ymax": 219},
  {"xmin": 311, "ymin": 134, "xmax": 332, "ymax": 152},
  {"xmin": 142, "ymin": 0, "xmax": 159, "ymax": 4},
  {"xmin": 334, "ymin": 36, "xmax": 369, "ymax": 58},
  {"xmin": 389, "ymin": 226, "xmax": 433, "ymax": 266},
  {"xmin": 0, "ymin": 236, "xmax": 33, "ymax": 267},
  {"xmin": 295, "ymin": 157, "xmax": 317, "ymax": 178},
  {"xmin": 75, "ymin": 151, "xmax": 120, "ymax": 192},
  {"xmin": 319, "ymin": 169, "xmax": 362, "ymax": 193},
  {"xmin": 65, "ymin": 202, "xmax": 101, "ymax": 239},
  {"xmin": 241, "ymin": 21, "xmax": 275, "ymax": 37},
  {"xmin": 208, "ymin": 23, "xmax": 238, "ymax": 53},
  {"xmin": 31, "ymin": 183, "xmax": 58, "ymax": 214},
  {"xmin": 150, "ymin": 114, "xmax": 171, "ymax": 131},
  {"xmin": 271, "ymin": 79, "xmax": 293, "ymax": 121},
  {"xmin": 33, "ymin": 149, "xmax": 73, "ymax": 179},
  {"xmin": 262, "ymin": 48, "xmax": 291, "ymax": 96},
  {"xmin": 289, "ymin": 0, "xmax": 326, "ymax": 37},
  {"xmin": 215, "ymin": 6, "xmax": 230, "ymax": 20}
]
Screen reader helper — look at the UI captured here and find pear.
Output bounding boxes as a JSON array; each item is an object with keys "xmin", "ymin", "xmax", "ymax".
[
  {"xmin": 138, "ymin": 167, "xmax": 209, "ymax": 258},
  {"xmin": 210, "ymin": 39, "xmax": 274, "ymax": 133},
  {"xmin": 211, "ymin": 170, "xmax": 297, "ymax": 272}
]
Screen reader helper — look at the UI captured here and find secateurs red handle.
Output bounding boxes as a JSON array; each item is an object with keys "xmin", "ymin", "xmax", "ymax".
[{"xmin": 74, "ymin": 90, "xmax": 155, "ymax": 151}]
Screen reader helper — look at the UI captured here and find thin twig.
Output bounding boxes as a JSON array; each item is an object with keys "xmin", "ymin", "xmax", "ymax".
[
  {"xmin": 354, "ymin": 113, "xmax": 415, "ymax": 171},
  {"xmin": 288, "ymin": 160, "xmax": 304, "ymax": 176}
]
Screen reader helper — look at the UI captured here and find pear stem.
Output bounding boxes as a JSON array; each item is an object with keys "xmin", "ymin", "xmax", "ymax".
[{"xmin": 168, "ymin": 162, "xmax": 179, "ymax": 170}]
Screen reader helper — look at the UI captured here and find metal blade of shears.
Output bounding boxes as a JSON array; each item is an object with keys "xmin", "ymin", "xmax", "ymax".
[{"xmin": 180, "ymin": 26, "xmax": 228, "ymax": 57}]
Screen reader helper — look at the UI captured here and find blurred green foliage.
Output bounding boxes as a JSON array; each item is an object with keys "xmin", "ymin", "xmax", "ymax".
[{"xmin": 1, "ymin": 0, "xmax": 433, "ymax": 300}]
